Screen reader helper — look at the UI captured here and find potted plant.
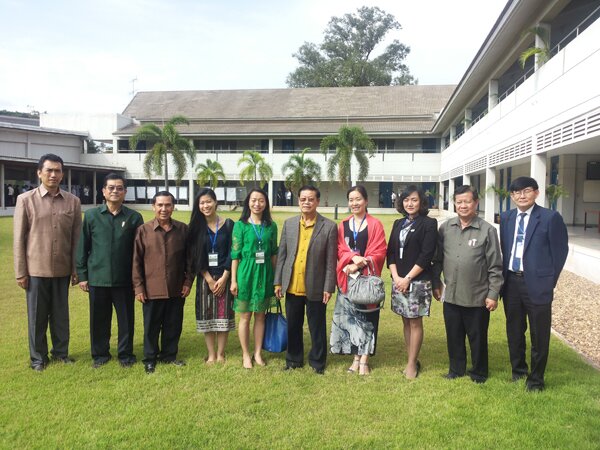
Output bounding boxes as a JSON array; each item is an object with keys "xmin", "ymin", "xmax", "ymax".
[
  {"xmin": 487, "ymin": 185, "xmax": 510, "ymax": 223},
  {"xmin": 519, "ymin": 26, "xmax": 550, "ymax": 69},
  {"xmin": 546, "ymin": 184, "xmax": 569, "ymax": 211}
]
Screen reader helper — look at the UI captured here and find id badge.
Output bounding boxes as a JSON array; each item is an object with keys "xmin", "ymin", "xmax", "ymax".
[
  {"xmin": 208, "ymin": 252, "xmax": 219, "ymax": 267},
  {"xmin": 399, "ymin": 247, "xmax": 404, "ymax": 259},
  {"xmin": 515, "ymin": 241, "xmax": 524, "ymax": 259},
  {"xmin": 255, "ymin": 251, "xmax": 265, "ymax": 264}
]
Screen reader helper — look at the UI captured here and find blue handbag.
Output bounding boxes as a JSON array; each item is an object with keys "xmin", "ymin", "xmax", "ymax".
[{"xmin": 263, "ymin": 300, "xmax": 288, "ymax": 353}]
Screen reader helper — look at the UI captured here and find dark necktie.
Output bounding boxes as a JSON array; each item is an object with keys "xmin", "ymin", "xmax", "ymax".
[{"xmin": 511, "ymin": 212, "xmax": 527, "ymax": 272}]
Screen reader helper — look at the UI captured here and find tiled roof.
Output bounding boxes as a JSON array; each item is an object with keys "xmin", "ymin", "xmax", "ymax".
[{"xmin": 118, "ymin": 85, "xmax": 455, "ymax": 136}]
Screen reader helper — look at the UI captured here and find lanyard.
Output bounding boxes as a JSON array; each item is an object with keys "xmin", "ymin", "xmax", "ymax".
[
  {"xmin": 208, "ymin": 217, "xmax": 220, "ymax": 252},
  {"xmin": 249, "ymin": 217, "xmax": 265, "ymax": 247},
  {"xmin": 399, "ymin": 218, "xmax": 414, "ymax": 248},
  {"xmin": 352, "ymin": 215, "xmax": 366, "ymax": 251}
]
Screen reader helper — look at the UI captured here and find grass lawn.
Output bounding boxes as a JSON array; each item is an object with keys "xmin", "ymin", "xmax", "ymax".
[{"xmin": 1, "ymin": 210, "xmax": 599, "ymax": 449}]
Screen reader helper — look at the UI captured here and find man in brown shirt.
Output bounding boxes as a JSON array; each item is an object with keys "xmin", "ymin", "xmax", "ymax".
[
  {"xmin": 132, "ymin": 191, "xmax": 193, "ymax": 374},
  {"xmin": 13, "ymin": 153, "xmax": 82, "ymax": 371}
]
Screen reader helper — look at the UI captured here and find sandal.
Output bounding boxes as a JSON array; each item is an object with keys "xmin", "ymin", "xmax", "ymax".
[
  {"xmin": 347, "ymin": 357, "xmax": 360, "ymax": 373},
  {"xmin": 359, "ymin": 362, "xmax": 371, "ymax": 376}
]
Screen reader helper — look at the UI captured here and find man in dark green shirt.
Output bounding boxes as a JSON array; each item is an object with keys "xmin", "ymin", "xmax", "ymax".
[
  {"xmin": 76, "ymin": 173, "xmax": 143, "ymax": 368},
  {"xmin": 433, "ymin": 185, "xmax": 503, "ymax": 384}
]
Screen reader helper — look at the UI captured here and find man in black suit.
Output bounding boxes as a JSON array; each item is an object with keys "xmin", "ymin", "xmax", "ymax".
[
  {"xmin": 500, "ymin": 176, "xmax": 569, "ymax": 392},
  {"xmin": 274, "ymin": 185, "xmax": 337, "ymax": 374}
]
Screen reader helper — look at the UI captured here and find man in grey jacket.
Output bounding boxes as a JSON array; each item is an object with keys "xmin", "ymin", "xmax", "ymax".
[{"xmin": 275, "ymin": 185, "xmax": 337, "ymax": 374}]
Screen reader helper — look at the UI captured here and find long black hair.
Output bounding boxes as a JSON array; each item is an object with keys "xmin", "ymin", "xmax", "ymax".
[
  {"xmin": 187, "ymin": 187, "xmax": 218, "ymax": 273},
  {"xmin": 239, "ymin": 188, "xmax": 273, "ymax": 225}
]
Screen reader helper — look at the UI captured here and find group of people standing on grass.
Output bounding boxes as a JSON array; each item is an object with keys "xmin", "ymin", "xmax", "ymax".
[{"xmin": 14, "ymin": 153, "xmax": 569, "ymax": 391}]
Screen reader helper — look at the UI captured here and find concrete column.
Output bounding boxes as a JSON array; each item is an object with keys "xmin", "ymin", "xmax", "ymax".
[
  {"xmin": 463, "ymin": 173, "xmax": 471, "ymax": 186},
  {"xmin": 558, "ymin": 154, "xmax": 576, "ymax": 223},
  {"xmin": 531, "ymin": 154, "xmax": 547, "ymax": 207},
  {"xmin": 268, "ymin": 138, "xmax": 274, "ymax": 206},
  {"xmin": 1, "ymin": 163, "xmax": 5, "ymax": 209},
  {"xmin": 448, "ymin": 178, "xmax": 455, "ymax": 212},
  {"xmin": 484, "ymin": 167, "xmax": 496, "ymax": 223},
  {"xmin": 83, "ymin": 139, "xmax": 88, "ymax": 154},
  {"xmin": 535, "ymin": 23, "xmax": 551, "ymax": 71},
  {"xmin": 113, "ymin": 138, "xmax": 119, "ymax": 154},
  {"xmin": 464, "ymin": 109, "xmax": 472, "ymax": 131},
  {"xmin": 488, "ymin": 79, "xmax": 499, "ymax": 111},
  {"xmin": 68, "ymin": 169, "xmax": 72, "ymax": 192},
  {"xmin": 93, "ymin": 171, "xmax": 97, "ymax": 206},
  {"xmin": 449, "ymin": 126, "xmax": 456, "ymax": 145},
  {"xmin": 188, "ymin": 176, "xmax": 194, "ymax": 209},
  {"xmin": 438, "ymin": 181, "xmax": 444, "ymax": 211}
]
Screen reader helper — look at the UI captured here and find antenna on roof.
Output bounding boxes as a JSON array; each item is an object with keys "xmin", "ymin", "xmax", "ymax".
[{"xmin": 130, "ymin": 77, "xmax": 138, "ymax": 97}]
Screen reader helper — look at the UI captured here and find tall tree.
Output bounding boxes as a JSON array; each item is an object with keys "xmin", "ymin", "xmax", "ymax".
[
  {"xmin": 320, "ymin": 125, "xmax": 375, "ymax": 188},
  {"xmin": 238, "ymin": 150, "xmax": 273, "ymax": 189},
  {"xmin": 281, "ymin": 148, "xmax": 322, "ymax": 193},
  {"xmin": 287, "ymin": 6, "xmax": 416, "ymax": 87},
  {"xmin": 129, "ymin": 115, "xmax": 195, "ymax": 190},
  {"xmin": 195, "ymin": 158, "xmax": 226, "ymax": 189}
]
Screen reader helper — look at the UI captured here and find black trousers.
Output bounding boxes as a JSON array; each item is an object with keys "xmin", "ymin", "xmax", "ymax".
[
  {"xmin": 26, "ymin": 276, "xmax": 70, "ymax": 366},
  {"xmin": 443, "ymin": 302, "xmax": 490, "ymax": 381},
  {"xmin": 142, "ymin": 297, "xmax": 185, "ymax": 364},
  {"xmin": 89, "ymin": 286, "xmax": 136, "ymax": 364},
  {"xmin": 503, "ymin": 272, "xmax": 552, "ymax": 389},
  {"xmin": 285, "ymin": 293, "xmax": 327, "ymax": 371}
]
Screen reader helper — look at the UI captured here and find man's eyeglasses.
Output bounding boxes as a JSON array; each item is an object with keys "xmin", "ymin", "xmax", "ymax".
[
  {"xmin": 105, "ymin": 185, "xmax": 125, "ymax": 192},
  {"xmin": 511, "ymin": 188, "xmax": 535, "ymax": 197}
]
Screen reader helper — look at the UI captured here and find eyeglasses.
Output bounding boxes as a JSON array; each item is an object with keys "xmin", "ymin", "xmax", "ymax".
[
  {"xmin": 511, "ymin": 188, "xmax": 535, "ymax": 197},
  {"xmin": 105, "ymin": 185, "xmax": 125, "ymax": 192}
]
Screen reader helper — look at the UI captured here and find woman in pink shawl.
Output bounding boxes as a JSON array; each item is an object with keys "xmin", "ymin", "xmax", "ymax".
[{"xmin": 330, "ymin": 185, "xmax": 387, "ymax": 375}]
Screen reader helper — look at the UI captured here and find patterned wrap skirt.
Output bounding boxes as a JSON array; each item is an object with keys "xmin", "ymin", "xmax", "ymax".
[
  {"xmin": 195, "ymin": 276, "xmax": 235, "ymax": 333},
  {"xmin": 330, "ymin": 290, "xmax": 380, "ymax": 356},
  {"xmin": 391, "ymin": 280, "xmax": 432, "ymax": 319}
]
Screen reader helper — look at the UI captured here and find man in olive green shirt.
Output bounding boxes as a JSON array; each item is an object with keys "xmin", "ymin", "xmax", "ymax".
[
  {"xmin": 76, "ymin": 173, "xmax": 143, "ymax": 368},
  {"xmin": 433, "ymin": 185, "xmax": 503, "ymax": 383}
]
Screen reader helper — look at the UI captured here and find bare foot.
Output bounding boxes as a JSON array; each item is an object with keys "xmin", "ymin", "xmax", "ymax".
[
  {"xmin": 359, "ymin": 362, "xmax": 371, "ymax": 376},
  {"xmin": 253, "ymin": 354, "xmax": 266, "ymax": 366},
  {"xmin": 205, "ymin": 356, "xmax": 217, "ymax": 365},
  {"xmin": 216, "ymin": 355, "xmax": 226, "ymax": 363},
  {"xmin": 242, "ymin": 354, "xmax": 253, "ymax": 369}
]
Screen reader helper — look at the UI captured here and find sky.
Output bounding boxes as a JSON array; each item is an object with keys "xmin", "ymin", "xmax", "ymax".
[{"xmin": 0, "ymin": 0, "xmax": 507, "ymax": 115}]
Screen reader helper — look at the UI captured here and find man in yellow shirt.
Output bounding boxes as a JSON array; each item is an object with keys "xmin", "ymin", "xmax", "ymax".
[{"xmin": 275, "ymin": 186, "xmax": 337, "ymax": 374}]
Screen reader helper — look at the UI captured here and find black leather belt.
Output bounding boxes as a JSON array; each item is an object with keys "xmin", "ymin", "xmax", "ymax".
[{"xmin": 509, "ymin": 271, "xmax": 524, "ymax": 277}]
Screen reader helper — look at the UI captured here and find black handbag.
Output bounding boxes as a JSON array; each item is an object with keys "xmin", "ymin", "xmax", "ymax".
[{"xmin": 263, "ymin": 299, "xmax": 288, "ymax": 353}]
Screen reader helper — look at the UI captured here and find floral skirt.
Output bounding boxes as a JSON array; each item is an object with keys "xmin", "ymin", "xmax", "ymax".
[
  {"xmin": 391, "ymin": 280, "xmax": 432, "ymax": 319},
  {"xmin": 195, "ymin": 276, "xmax": 235, "ymax": 333},
  {"xmin": 330, "ymin": 290, "xmax": 379, "ymax": 356}
]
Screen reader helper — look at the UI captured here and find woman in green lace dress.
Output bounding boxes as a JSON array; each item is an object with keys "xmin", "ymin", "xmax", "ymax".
[{"xmin": 230, "ymin": 188, "xmax": 278, "ymax": 369}]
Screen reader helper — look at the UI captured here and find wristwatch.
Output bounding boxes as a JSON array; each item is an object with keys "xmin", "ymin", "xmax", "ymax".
[{"xmin": 406, "ymin": 275, "xmax": 412, "ymax": 281}]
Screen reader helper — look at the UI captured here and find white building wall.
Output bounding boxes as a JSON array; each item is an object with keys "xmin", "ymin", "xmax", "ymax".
[{"xmin": 40, "ymin": 113, "xmax": 133, "ymax": 142}]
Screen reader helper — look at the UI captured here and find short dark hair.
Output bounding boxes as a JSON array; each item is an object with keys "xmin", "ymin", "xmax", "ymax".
[
  {"xmin": 397, "ymin": 185, "xmax": 429, "ymax": 216},
  {"xmin": 509, "ymin": 176, "xmax": 539, "ymax": 192},
  {"xmin": 297, "ymin": 185, "xmax": 320, "ymax": 199},
  {"xmin": 453, "ymin": 185, "xmax": 479, "ymax": 201},
  {"xmin": 103, "ymin": 173, "xmax": 126, "ymax": 188},
  {"xmin": 38, "ymin": 154, "xmax": 64, "ymax": 171},
  {"xmin": 347, "ymin": 185, "xmax": 368, "ymax": 201},
  {"xmin": 152, "ymin": 190, "xmax": 175, "ymax": 204}
]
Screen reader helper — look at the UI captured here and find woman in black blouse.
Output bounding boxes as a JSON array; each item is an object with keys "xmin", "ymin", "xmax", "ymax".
[
  {"xmin": 387, "ymin": 186, "xmax": 437, "ymax": 379},
  {"xmin": 188, "ymin": 188, "xmax": 235, "ymax": 363}
]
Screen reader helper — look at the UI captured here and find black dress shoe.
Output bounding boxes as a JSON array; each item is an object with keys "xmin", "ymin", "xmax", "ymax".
[
  {"xmin": 313, "ymin": 367, "xmax": 325, "ymax": 375},
  {"xmin": 443, "ymin": 372, "xmax": 464, "ymax": 380},
  {"xmin": 161, "ymin": 359, "xmax": 186, "ymax": 366},
  {"xmin": 512, "ymin": 373, "xmax": 528, "ymax": 382},
  {"xmin": 470, "ymin": 376, "xmax": 487, "ymax": 384},
  {"xmin": 119, "ymin": 360, "xmax": 136, "ymax": 368},
  {"xmin": 526, "ymin": 383, "xmax": 544, "ymax": 392},
  {"xmin": 31, "ymin": 364, "xmax": 46, "ymax": 372},
  {"xmin": 144, "ymin": 362, "xmax": 156, "ymax": 374},
  {"xmin": 52, "ymin": 355, "xmax": 75, "ymax": 364}
]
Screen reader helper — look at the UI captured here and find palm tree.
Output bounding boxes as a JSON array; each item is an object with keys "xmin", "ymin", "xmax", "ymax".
[
  {"xmin": 320, "ymin": 125, "xmax": 375, "ymax": 188},
  {"xmin": 281, "ymin": 148, "xmax": 322, "ymax": 193},
  {"xmin": 195, "ymin": 158, "xmax": 226, "ymax": 189},
  {"xmin": 129, "ymin": 115, "xmax": 196, "ymax": 190},
  {"xmin": 238, "ymin": 150, "xmax": 273, "ymax": 188},
  {"xmin": 519, "ymin": 26, "xmax": 551, "ymax": 69}
]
